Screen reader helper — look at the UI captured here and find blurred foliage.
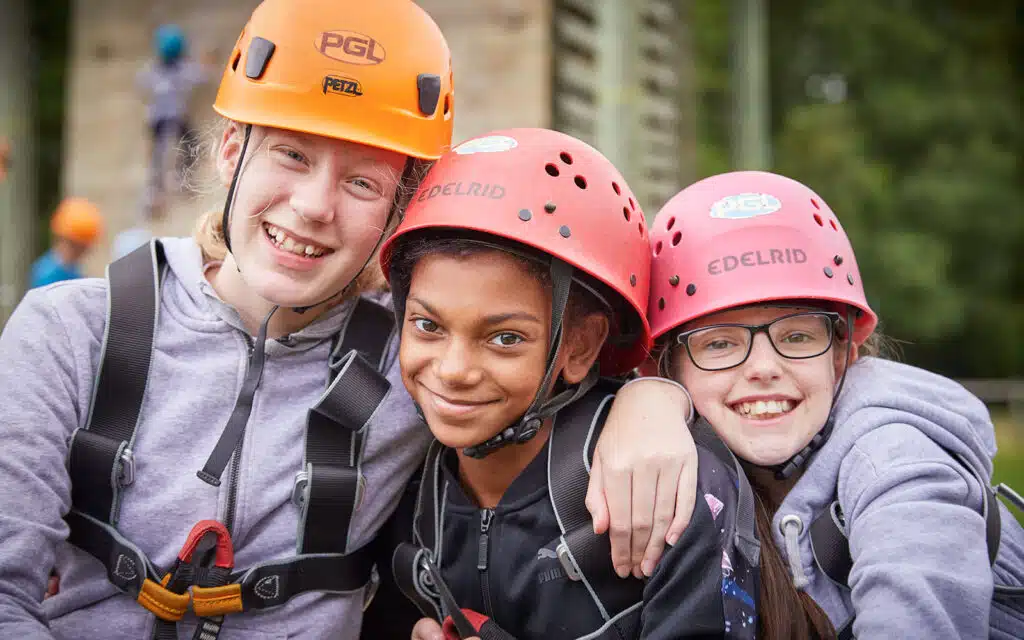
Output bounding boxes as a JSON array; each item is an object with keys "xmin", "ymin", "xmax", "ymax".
[{"xmin": 695, "ymin": 0, "xmax": 1023, "ymax": 378}]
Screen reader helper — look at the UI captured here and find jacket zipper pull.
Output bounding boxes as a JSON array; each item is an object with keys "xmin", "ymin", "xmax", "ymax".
[{"xmin": 477, "ymin": 508, "xmax": 494, "ymax": 571}]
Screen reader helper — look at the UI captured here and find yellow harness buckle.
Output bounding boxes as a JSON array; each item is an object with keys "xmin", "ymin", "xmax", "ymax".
[
  {"xmin": 192, "ymin": 583, "xmax": 245, "ymax": 617},
  {"xmin": 137, "ymin": 575, "xmax": 190, "ymax": 622}
]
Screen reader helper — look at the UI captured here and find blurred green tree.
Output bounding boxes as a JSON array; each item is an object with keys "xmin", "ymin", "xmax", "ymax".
[{"xmin": 696, "ymin": 0, "xmax": 1023, "ymax": 377}]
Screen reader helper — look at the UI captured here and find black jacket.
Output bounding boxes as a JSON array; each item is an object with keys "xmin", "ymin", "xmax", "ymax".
[{"xmin": 426, "ymin": 432, "xmax": 759, "ymax": 639}]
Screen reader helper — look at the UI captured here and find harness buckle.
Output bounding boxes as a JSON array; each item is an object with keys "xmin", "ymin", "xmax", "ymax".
[
  {"xmin": 118, "ymin": 448, "xmax": 136, "ymax": 487},
  {"xmin": 556, "ymin": 541, "xmax": 582, "ymax": 581},
  {"xmin": 292, "ymin": 469, "xmax": 310, "ymax": 507}
]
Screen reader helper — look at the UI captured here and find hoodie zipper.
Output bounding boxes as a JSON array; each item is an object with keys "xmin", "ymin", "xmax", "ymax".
[
  {"xmin": 223, "ymin": 335, "xmax": 254, "ymax": 535},
  {"xmin": 477, "ymin": 508, "xmax": 496, "ymax": 617}
]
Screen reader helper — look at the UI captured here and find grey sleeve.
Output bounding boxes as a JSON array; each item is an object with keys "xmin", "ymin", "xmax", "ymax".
[
  {"xmin": 0, "ymin": 291, "xmax": 82, "ymax": 636},
  {"xmin": 841, "ymin": 427, "xmax": 993, "ymax": 639}
]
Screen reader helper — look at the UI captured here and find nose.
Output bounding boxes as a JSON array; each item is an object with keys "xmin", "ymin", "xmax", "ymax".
[
  {"xmin": 742, "ymin": 333, "xmax": 783, "ymax": 383},
  {"xmin": 289, "ymin": 167, "xmax": 335, "ymax": 224},
  {"xmin": 435, "ymin": 338, "xmax": 482, "ymax": 388}
]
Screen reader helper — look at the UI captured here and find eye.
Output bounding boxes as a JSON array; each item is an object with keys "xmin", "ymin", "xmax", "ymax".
[
  {"xmin": 489, "ymin": 332, "xmax": 524, "ymax": 347},
  {"xmin": 348, "ymin": 177, "xmax": 383, "ymax": 196},
  {"xmin": 273, "ymin": 146, "xmax": 307, "ymax": 166},
  {"xmin": 780, "ymin": 332, "xmax": 813, "ymax": 344},
  {"xmin": 412, "ymin": 318, "xmax": 439, "ymax": 334},
  {"xmin": 704, "ymin": 338, "xmax": 736, "ymax": 351}
]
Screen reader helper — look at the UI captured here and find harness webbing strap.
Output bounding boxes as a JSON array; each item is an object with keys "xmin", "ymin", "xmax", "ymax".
[
  {"xmin": 547, "ymin": 382, "xmax": 643, "ymax": 633},
  {"xmin": 70, "ymin": 240, "xmax": 164, "ymax": 523},
  {"xmin": 300, "ymin": 348, "xmax": 391, "ymax": 554}
]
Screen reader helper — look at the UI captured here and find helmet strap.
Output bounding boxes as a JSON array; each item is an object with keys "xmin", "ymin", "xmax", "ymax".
[{"xmin": 221, "ymin": 124, "xmax": 253, "ymax": 256}]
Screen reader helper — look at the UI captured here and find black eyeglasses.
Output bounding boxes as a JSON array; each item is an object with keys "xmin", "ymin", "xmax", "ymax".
[{"xmin": 674, "ymin": 311, "xmax": 842, "ymax": 371}]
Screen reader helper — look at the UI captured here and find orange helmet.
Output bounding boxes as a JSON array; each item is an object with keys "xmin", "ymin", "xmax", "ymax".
[
  {"xmin": 51, "ymin": 198, "xmax": 103, "ymax": 246},
  {"xmin": 213, "ymin": 0, "xmax": 453, "ymax": 160},
  {"xmin": 381, "ymin": 128, "xmax": 653, "ymax": 375}
]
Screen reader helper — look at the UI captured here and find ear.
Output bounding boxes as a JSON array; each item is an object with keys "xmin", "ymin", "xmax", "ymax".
[
  {"xmin": 215, "ymin": 121, "xmax": 246, "ymax": 188},
  {"xmin": 560, "ymin": 313, "xmax": 610, "ymax": 384},
  {"xmin": 833, "ymin": 339, "xmax": 859, "ymax": 378}
]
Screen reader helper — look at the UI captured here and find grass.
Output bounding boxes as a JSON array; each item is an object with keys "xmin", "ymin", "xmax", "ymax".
[{"xmin": 993, "ymin": 409, "xmax": 1024, "ymax": 524}]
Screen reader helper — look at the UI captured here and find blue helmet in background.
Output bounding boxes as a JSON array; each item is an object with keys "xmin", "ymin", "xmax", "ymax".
[{"xmin": 155, "ymin": 24, "xmax": 186, "ymax": 63}]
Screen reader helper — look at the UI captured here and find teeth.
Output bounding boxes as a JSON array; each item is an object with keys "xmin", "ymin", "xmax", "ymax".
[
  {"xmin": 264, "ymin": 223, "xmax": 326, "ymax": 257},
  {"xmin": 736, "ymin": 399, "xmax": 794, "ymax": 417}
]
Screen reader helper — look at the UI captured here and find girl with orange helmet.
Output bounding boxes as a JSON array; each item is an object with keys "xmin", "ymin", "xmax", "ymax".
[
  {"xmin": 0, "ymin": 1, "xmax": 701, "ymax": 638},
  {"xmin": 380, "ymin": 129, "xmax": 759, "ymax": 639},
  {"xmin": 647, "ymin": 170, "xmax": 1024, "ymax": 639}
]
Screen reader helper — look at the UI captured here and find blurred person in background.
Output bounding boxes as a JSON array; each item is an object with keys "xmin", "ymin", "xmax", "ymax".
[
  {"xmin": 28, "ymin": 197, "xmax": 103, "ymax": 289},
  {"xmin": 136, "ymin": 23, "xmax": 212, "ymax": 219}
]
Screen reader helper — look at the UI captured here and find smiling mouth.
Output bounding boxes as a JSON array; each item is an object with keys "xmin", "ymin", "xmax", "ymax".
[
  {"xmin": 263, "ymin": 222, "xmax": 333, "ymax": 258},
  {"xmin": 731, "ymin": 399, "xmax": 799, "ymax": 420}
]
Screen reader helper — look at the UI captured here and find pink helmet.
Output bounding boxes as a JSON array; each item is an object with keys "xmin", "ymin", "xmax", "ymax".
[{"xmin": 648, "ymin": 171, "xmax": 877, "ymax": 345}]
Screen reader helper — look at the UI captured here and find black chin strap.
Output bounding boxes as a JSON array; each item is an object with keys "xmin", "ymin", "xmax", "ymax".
[
  {"xmin": 772, "ymin": 308, "xmax": 856, "ymax": 480},
  {"xmin": 463, "ymin": 258, "xmax": 588, "ymax": 459},
  {"xmin": 221, "ymin": 125, "xmax": 253, "ymax": 255}
]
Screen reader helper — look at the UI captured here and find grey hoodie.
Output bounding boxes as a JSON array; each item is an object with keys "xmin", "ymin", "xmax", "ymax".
[
  {"xmin": 0, "ymin": 237, "xmax": 430, "ymax": 639},
  {"xmin": 773, "ymin": 356, "xmax": 1021, "ymax": 639}
]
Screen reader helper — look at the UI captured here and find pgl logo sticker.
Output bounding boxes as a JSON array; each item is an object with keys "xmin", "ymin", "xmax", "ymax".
[
  {"xmin": 322, "ymin": 75, "xmax": 363, "ymax": 97},
  {"xmin": 315, "ymin": 31, "xmax": 386, "ymax": 65},
  {"xmin": 709, "ymin": 193, "xmax": 782, "ymax": 220},
  {"xmin": 453, "ymin": 135, "xmax": 518, "ymax": 155}
]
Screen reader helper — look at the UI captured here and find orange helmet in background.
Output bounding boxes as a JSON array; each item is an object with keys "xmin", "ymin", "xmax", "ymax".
[
  {"xmin": 213, "ymin": 0, "xmax": 454, "ymax": 160},
  {"xmin": 51, "ymin": 198, "xmax": 103, "ymax": 246}
]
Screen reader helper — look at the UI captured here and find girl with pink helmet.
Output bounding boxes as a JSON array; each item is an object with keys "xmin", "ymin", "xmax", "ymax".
[{"xmin": 647, "ymin": 170, "xmax": 1024, "ymax": 639}]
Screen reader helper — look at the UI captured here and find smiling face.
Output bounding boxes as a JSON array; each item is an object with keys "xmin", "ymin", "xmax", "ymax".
[
  {"xmin": 671, "ymin": 305, "xmax": 852, "ymax": 465},
  {"xmin": 216, "ymin": 122, "xmax": 408, "ymax": 308},
  {"xmin": 399, "ymin": 247, "xmax": 607, "ymax": 450}
]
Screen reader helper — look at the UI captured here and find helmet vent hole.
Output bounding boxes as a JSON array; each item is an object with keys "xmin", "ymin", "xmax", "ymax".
[
  {"xmin": 560, "ymin": 152, "xmax": 573, "ymax": 165},
  {"xmin": 612, "ymin": 182, "xmax": 621, "ymax": 195},
  {"xmin": 628, "ymin": 197, "xmax": 636, "ymax": 211},
  {"xmin": 830, "ymin": 219, "xmax": 838, "ymax": 231},
  {"xmin": 443, "ymin": 94, "xmax": 452, "ymax": 115},
  {"xmin": 811, "ymin": 199, "xmax": 820, "ymax": 210},
  {"xmin": 545, "ymin": 163, "xmax": 560, "ymax": 177},
  {"xmin": 574, "ymin": 175, "xmax": 587, "ymax": 189},
  {"xmin": 654, "ymin": 241, "xmax": 663, "ymax": 256},
  {"xmin": 623, "ymin": 206, "xmax": 631, "ymax": 222},
  {"xmin": 638, "ymin": 221, "xmax": 644, "ymax": 236},
  {"xmin": 813, "ymin": 213, "xmax": 824, "ymax": 227},
  {"xmin": 658, "ymin": 298, "xmax": 666, "ymax": 311},
  {"xmin": 671, "ymin": 231, "xmax": 682, "ymax": 246},
  {"xmin": 666, "ymin": 216, "xmax": 676, "ymax": 231},
  {"xmin": 230, "ymin": 50, "xmax": 241, "ymax": 72}
]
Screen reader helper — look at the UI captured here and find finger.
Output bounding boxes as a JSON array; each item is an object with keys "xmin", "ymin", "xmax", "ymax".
[
  {"xmin": 628, "ymin": 460, "xmax": 661, "ymax": 573},
  {"xmin": 585, "ymin": 452, "xmax": 609, "ymax": 535},
  {"xmin": 641, "ymin": 460, "xmax": 682, "ymax": 576},
  {"xmin": 666, "ymin": 452, "xmax": 698, "ymax": 546},
  {"xmin": 603, "ymin": 463, "xmax": 633, "ymax": 578},
  {"xmin": 411, "ymin": 617, "xmax": 445, "ymax": 640}
]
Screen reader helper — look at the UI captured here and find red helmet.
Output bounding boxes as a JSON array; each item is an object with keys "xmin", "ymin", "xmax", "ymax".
[
  {"xmin": 648, "ymin": 171, "xmax": 877, "ymax": 345},
  {"xmin": 381, "ymin": 128, "xmax": 652, "ymax": 374}
]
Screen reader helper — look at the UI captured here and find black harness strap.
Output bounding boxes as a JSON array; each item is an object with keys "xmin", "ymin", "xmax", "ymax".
[
  {"xmin": 547, "ymin": 381, "xmax": 644, "ymax": 638},
  {"xmin": 393, "ymin": 440, "xmax": 446, "ymax": 620},
  {"xmin": 69, "ymin": 240, "xmax": 164, "ymax": 523}
]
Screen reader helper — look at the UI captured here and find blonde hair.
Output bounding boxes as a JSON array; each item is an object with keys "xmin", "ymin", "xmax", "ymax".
[{"xmin": 190, "ymin": 120, "xmax": 433, "ymax": 298}]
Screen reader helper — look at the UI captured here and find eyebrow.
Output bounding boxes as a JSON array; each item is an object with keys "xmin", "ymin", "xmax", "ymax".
[{"xmin": 407, "ymin": 296, "xmax": 544, "ymax": 326}]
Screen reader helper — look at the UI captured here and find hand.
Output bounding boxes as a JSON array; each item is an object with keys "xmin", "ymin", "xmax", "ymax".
[
  {"xmin": 410, "ymin": 617, "xmax": 480, "ymax": 640},
  {"xmin": 586, "ymin": 378, "xmax": 697, "ymax": 578}
]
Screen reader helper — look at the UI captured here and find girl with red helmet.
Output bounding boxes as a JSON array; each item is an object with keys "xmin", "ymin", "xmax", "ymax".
[
  {"xmin": 381, "ymin": 129, "xmax": 760, "ymax": 639},
  {"xmin": 647, "ymin": 170, "xmax": 1024, "ymax": 639}
]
